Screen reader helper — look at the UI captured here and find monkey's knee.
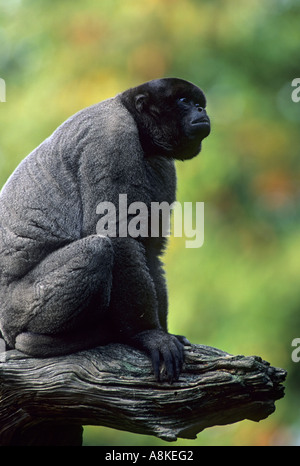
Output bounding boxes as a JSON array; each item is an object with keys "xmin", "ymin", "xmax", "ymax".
[
  {"xmin": 72, "ymin": 234, "xmax": 114, "ymax": 274},
  {"xmin": 30, "ymin": 235, "xmax": 114, "ymax": 329},
  {"xmin": 41, "ymin": 234, "xmax": 114, "ymax": 286},
  {"xmin": 2, "ymin": 235, "xmax": 114, "ymax": 342}
]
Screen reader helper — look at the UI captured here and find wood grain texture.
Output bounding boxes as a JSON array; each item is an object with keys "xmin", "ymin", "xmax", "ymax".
[{"xmin": 0, "ymin": 342, "xmax": 286, "ymax": 445}]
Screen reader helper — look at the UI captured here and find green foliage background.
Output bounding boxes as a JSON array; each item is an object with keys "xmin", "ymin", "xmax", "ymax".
[{"xmin": 1, "ymin": 0, "xmax": 300, "ymax": 446}]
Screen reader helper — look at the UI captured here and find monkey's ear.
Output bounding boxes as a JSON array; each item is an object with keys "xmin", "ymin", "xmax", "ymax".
[{"xmin": 134, "ymin": 93, "xmax": 148, "ymax": 112}]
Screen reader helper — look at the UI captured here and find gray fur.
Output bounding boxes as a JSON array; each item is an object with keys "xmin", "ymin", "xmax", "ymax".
[
  {"xmin": 0, "ymin": 79, "xmax": 209, "ymax": 381},
  {"xmin": 0, "ymin": 96, "xmax": 173, "ymax": 344}
]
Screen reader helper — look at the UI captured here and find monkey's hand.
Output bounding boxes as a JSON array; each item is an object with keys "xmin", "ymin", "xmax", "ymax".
[{"xmin": 131, "ymin": 329, "xmax": 187, "ymax": 383}]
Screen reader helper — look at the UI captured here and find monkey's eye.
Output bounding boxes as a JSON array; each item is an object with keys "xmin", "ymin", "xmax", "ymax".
[{"xmin": 179, "ymin": 97, "xmax": 189, "ymax": 104}]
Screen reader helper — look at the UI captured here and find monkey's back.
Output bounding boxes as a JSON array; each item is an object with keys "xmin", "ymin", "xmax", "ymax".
[
  {"xmin": 0, "ymin": 99, "xmax": 115, "ymax": 281},
  {"xmin": 0, "ymin": 95, "xmax": 176, "ymax": 283}
]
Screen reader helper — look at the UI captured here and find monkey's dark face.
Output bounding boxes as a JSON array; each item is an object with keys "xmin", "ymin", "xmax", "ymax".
[
  {"xmin": 121, "ymin": 78, "xmax": 211, "ymax": 160},
  {"xmin": 175, "ymin": 92, "xmax": 210, "ymax": 160}
]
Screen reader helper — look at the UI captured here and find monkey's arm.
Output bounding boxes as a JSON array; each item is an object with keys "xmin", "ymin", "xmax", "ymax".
[
  {"xmin": 145, "ymin": 247, "xmax": 168, "ymax": 331},
  {"xmin": 109, "ymin": 238, "xmax": 185, "ymax": 382}
]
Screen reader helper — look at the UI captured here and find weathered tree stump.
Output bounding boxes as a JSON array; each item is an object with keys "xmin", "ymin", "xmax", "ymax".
[{"xmin": 0, "ymin": 341, "xmax": 286, "ymax": 446}]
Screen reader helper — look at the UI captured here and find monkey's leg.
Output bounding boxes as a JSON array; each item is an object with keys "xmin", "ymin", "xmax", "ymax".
[{"xmin": 5, "ymin": 235, "xmax": 114, "ymax": 355}]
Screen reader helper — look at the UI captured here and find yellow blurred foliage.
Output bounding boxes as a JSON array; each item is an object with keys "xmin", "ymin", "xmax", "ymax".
[
  {"xmin": 128, "ymin": 43, "xmax": 169, "ymax": 81},
  {"xmin": 234, "ymin": 119, "xmax": 292, "ymax": 165},
  {"xmin": 252, "ymin": 170, "xmax": 297, "ymax": 210},
  {"xmin": 66, "ymin": 15, "xmax": 109, "ymax": 47}
]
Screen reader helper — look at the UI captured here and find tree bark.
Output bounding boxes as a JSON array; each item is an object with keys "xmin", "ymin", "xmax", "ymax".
[{"xmin": 0, "ymin": 341, "xmax": 286, "ymax": 446}]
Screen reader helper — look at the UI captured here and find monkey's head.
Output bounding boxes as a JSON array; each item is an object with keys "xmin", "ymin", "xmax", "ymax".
[{"xmin": 120, "ymin": 77, "xmax": 210, "ymax": 160}]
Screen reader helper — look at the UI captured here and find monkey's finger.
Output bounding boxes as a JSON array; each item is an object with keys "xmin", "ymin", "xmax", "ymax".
[
  {"xmin": 172, "ymin": 337, "xmax": 186, "ymax": 380},
  {"xmin": 163, "ymin": 338, "xmax": 184, "ymax": 383},
  {"xmin": 175, "ymin": 334, "xmax": 191, "ymax": 346},
  {"xmin": 172, "ymin": 337, "xmax": 185, "ymax": 365},
  {"xmin": 170, "ymin": 348, "xmax": 181, "ymax": 381},
  {"xmin": 161, "ymin": 348, "xmax": 176, "ymax": 384},
  {"xmin": 150, "ymin": 348, "xmax": 161, "ymax": 381}
]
